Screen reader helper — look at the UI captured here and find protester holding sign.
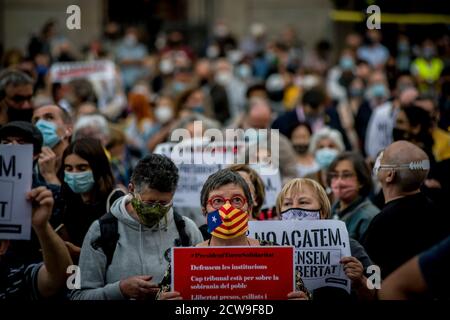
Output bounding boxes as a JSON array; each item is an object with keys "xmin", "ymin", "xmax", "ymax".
[
  {"xmin": 328, "ymin": 152, "xmax": 380, "ymax": 243},
  {"xmin": 70, "ymin": 154, "xmax": 202, "ymax": 300},
  {"xmin": 158, "ymin": 169, "xmax": 310, "ymax": 300},
  {"xmin": 0, "ymin": 121, "xmax": 65, "ymax": 266},
  {"xmin": 276, "ymin": 178, "xmax": 375, "ymax": 300},
  {"xmin": 57, "ymin": 138, "xmax": 116, "ymax": 259},
  {"xmin": 0, "ymin": 186, "xmax": 72, "ymax": 299}
]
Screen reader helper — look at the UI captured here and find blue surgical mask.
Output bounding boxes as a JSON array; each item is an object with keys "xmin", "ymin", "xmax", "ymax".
[
  {"xmin": 36, "ymin": 119, "xmax": 61, "ymax": 148},
  {"xmin": 315, "ymin": 148, "xmax": 339, "ymax": 169},
  {"xmin": 398, "ymin": 42, "xmax": 409, "ymax": 53},
  {"xmin": 350, "ymin": 87, "xmax": 364, "ymax": 98},
  {"xmin": 64, "ymin": 171, "xmax": 95, "ymax": 194},
  {"xmin": 423, "ymin": 47, "xmax": 435, "ymax": 59},
  {"xmin": 173, "ymin": 82, "xmax": 187, "ymax": 94},
  {"xmin": 191, "ymin": 105, "xmax": 205, "ymax": 114},
  {"xmin": 340, "ymin": 57, "xmax": 355, "ymax": 71},
  {"xmin": 236, "ymin": 64, "xmax": 252, "ymax": 79},
  {"xmin": 370, "ymin": 83, "xmax": 388, "ymax": 98}
]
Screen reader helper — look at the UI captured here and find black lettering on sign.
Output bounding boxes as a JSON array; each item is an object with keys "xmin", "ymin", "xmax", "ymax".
[
  {"xmin": 0, "ymin": 155, "xmax": 16, "ymax": 177},
  {"xmin": 0, "ymin": 201, "xmax": 7, "ymax": 218},
  {"xmin": 254, "ymin": 231, "xmax": 277, "ymax": 243},
  {"xmin": 0, "ymin": 224, "xmax": 21, "ymax": 233}
]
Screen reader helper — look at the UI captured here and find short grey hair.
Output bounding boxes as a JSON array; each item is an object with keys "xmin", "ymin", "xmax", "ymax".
[
  {"xmin": 73, "ymin": 114, "xmax": 110, "ymax": 142},
  {"xmin": 200, "ymin": 169, "xmax": 253, "ymax": 211},
  {"xmin": 0, "ymin": 69, "xmax": 34, "ymax": 99},
  {"xmin": 309, "ymin": 126, "xmax": 345, "ymax": 154}
]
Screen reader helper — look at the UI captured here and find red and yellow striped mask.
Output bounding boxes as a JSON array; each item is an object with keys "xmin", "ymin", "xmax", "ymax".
[{"xmin": 207, "ymin": 202, "xmax": 249, "ymax": 240}]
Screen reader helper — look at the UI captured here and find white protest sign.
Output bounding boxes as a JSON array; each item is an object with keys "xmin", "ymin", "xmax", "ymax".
[
  {"xmin": 155, "ymin": 141, "xmax": 236, "ymax": 208},
  {"xmin": 154, "ymin": 140, "xmax": 278, "ymax": 209},
  {"xmin": 0, "ymin": 145, "xmax": 33, "ymax": 240},
  {"xmin": 49, "ymin": 60, "xmax": 117, "ymax": 111},
  {"xmin": 250, "ymin": 166, "xmax": 282, "ymax": 209},
  {"xmin": 153, "ymin": 142, "xmax": 175, "ymax": 158},
  {"xmin": 173, "ymin": 164, "xmax": 221, "ymax": 207},
  {"xmin": 248, "ymin": 220, "xmax": 351, "ymax": 293},
  {"xmin": 50, "ymin": 60, "xmax": 116, "ymax": 83}
]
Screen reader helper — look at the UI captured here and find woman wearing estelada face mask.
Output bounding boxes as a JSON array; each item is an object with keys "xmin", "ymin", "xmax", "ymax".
[
  {"xmin": 158, "ymin": 169, "xmax": 310, "ymax": 300},
  {"xmin": 276, "ymin": 178, "xmax": 376, "ymax": 301},
  {"xmin": 58, "ymin": 138, "xmax": 116, "ymax": 261}
]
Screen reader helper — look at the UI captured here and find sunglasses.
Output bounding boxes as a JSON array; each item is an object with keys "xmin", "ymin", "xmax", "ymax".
[{"xmin": 10, "ymin": 94, "xmax": 33, "ymax": 103}]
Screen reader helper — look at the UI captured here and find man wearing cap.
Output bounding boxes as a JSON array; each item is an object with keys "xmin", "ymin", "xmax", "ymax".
[
  {"xmin": 362, "ymin": 141, "xmax": 450, "ymax": 279},
  {"xmin": 0, "ymin": 121, "xmax": 63, "ymax": 265},
  {"xmin": 0, "ymin": 121, "xmax": 43, "ymax": 166}
]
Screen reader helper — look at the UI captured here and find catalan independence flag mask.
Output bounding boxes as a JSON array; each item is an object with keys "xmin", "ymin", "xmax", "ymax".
[{"xmin": 207, "ymin": 203, "xmax": 249, "ymax": 240}]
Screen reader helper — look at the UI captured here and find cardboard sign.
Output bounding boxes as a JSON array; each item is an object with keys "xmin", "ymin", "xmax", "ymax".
[
  {"xmin": 0, "ymin": 145, "xmax": 33, "ymax": 240},
  {"xmin": 49, "ymin": 60, "xmax": 117, "ymax": 112},
  {"xmin": 172, "ymin": 246, "xmax": 294, "ymax": 300},
  {"xmin": 174, "ymin": 164, "xmax": 221, "ymax": 207},
  {"xmin": 248, "ymin": 220, "xmax": 352, "ymax": 293},
  {"xmin": 249, "ymin": 165, "xmax": 282, "ymax": 210},
  {"xmin": 154, "ymin": 142, "xmax": 282, "ymax": 209}
]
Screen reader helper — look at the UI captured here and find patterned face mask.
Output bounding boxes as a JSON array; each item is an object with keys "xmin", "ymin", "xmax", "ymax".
[
  {"xmin": 281, "ymin": 208, "xmax": 321, "ymax": 221},
  {"xmin": 130, "ymin": 194, "xmax": 172, "ymax": 228},
  {"xmin": 207, "ymin": 202, "xmax": 249, "ymax": 240}
]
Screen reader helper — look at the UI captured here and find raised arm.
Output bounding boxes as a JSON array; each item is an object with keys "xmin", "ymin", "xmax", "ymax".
[{"xmin": 28, "ymin": 186, "xmax": 73, "ymax": 298}]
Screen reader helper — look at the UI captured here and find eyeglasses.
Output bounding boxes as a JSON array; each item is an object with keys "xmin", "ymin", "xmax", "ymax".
[
  {"xmin": 328, "ymin": 171, "xmax": 356, "ymax": 181},
  {"xmin": 134, "ymin": 193, "xmax": 172, "ymax": 207},
  {"xmin": 207, "ymin": 195, "xmax": 247, "ymax": 209},
  {"xmin": 10, "ymin": 94, "xmax": 33, "ymax": 103}
]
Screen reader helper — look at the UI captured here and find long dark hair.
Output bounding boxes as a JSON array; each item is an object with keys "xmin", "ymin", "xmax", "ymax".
[{"xmin": 59, "ymin": 138, "xmax": 115, "ymax": 203}]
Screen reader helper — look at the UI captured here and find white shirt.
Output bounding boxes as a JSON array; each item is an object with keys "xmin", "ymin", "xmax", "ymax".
[{"xmin": 364, "ymin": 101, "xmax": 398, "ymax": 159}]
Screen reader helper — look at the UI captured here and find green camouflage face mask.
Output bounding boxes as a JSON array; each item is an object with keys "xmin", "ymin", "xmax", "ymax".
[{"xmin": 130, "ymin": 194, "xmax": 172, "ymax": 228}]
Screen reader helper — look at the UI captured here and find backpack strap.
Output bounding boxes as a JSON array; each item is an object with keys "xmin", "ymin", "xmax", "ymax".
[
  {"xmin": 173, "ymin": 211, "xmax": 191, "ymax": 247},
  {"xmin": 106, "ymin": 188, "xmax": 126, "ymax": 212},
  {"xmin": 92, "ymin": 211, "xmax": 119, "ymax": 267}
]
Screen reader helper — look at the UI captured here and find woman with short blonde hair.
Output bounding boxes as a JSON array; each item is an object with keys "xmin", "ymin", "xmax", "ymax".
[
  {"xmin": 276, "ymin": 178, "xmax": 331, "ymax": 219},
  {"xmin": 275, "ymin": 178, "xmax": 376, "ymax": 300}
]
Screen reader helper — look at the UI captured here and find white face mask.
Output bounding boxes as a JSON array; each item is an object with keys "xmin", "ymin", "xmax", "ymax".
[
  {"xmin": 155, "ymin": 106, "xmax": 173, "ymax": 124},
  {"xmin": 215, "ymin": 71, "xmax": 233, "ymax": 86},
  {"xmin": 159, "ymin": 59, "xmax": 174, "ymax": 75}
]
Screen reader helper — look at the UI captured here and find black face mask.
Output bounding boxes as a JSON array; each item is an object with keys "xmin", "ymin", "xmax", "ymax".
[
  {"xmin": 7, "ymin": 107, "xmax": 33, "ymax": 122},
  {"xmin": 293, "ymin": 144, "xmax": 309, "ymax": 155},
  {"xmin": 392, "ymin": 127, "xmax": 411, "ymax": 142},
  {"xmin": 199, "ymin": 78, "xmax": 209, "ymax": 86}
]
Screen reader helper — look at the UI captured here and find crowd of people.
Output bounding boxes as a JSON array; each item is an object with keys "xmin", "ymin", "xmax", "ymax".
[{"xmin": 0, "ymin": 19, "xmax": 449, "ymax": 300}]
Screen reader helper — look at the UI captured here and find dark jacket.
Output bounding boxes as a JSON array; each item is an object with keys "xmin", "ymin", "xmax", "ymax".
[{"xmin": 362, "ymin": 192, "xmax": 450, "ymax": 279}]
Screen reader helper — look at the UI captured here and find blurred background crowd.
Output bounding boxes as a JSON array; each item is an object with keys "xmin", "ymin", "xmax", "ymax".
[{"xmin": 0, "ymin": 0, "xmax": 450, "ymax": 301}]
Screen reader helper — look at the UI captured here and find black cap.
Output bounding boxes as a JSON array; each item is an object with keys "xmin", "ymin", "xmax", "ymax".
[{"xmin": 0, "ymin": 121, "xmax": 43, "ymax": 155}]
